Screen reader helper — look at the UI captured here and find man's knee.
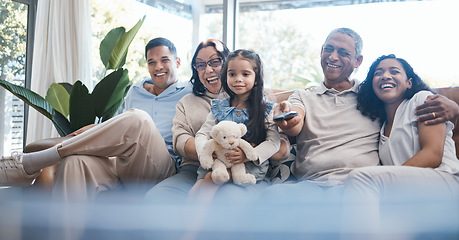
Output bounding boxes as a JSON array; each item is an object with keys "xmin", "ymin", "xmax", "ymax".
[
  {"xmin": 126, "ymin": 108, "xmax": 150, "ymax": 120},
  {"xmin": 123, "ymin": 109, "xmax": 154, "ymax": 125},
  {"xmin": 345, "ymin": 166, "xmax": 395, "ymax": 194}
]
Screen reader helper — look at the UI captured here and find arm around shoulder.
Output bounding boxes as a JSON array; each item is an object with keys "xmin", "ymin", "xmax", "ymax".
[{"xmin": 415, "ymin": 94, "xmax": 459, "ymax": 126}]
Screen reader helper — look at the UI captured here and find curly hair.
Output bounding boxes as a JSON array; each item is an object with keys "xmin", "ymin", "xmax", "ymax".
[
  {"xmin": 357, "ymin": 54, "xmax": 432, "ymax": 124},
  {"xmin": 220, "ymin": 49, "xmax": 267, "ymax": 145},
  {"xmin": 189, "ymin": 39, "xmax": 230, "ymax": 96}
]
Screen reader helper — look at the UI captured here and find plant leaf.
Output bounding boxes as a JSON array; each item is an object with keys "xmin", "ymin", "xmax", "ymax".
[
  {"xmin": 102, "ymin": 82, "xmax": 131, "ymax": 122},
  {"xmin": 69, "ymin": 81, "xmax": 95, "ymax": 131},
  {"xmin": 46, "ymin": 83, "xmax": 70, "ymax": 117},
  {"xmin": 51, "ymin": 110, "xmax": 72, "ymax": 137},
  {"xmin": 100, "ymin": 27, "xmax": 125, "ymax": 70},
  {"xmin": 0, "ymin": 80, "xmax": 53, "ymax": 119},
  {"xmin": 108, "ymin": 15, "xmax": 145, "ymax": 70},
  {"xmin": 99, "ymin": 98, "xmax": 123, "ymax": 122},
  {"xmin": 58, "ymin": 82, "xmax": 73, "ymax": 94},
  {"xmin": 92, "ymin": 68, "xmax": 130, "ymax": 119},
  {"xmin": 0, "ymin": 80, "xmax": 71, "ymax": 136}
]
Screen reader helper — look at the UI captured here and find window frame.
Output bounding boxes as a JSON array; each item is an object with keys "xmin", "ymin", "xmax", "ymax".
[{"xmin": 12, "ymin": 0, "xmax": 37, "ymax": 146}]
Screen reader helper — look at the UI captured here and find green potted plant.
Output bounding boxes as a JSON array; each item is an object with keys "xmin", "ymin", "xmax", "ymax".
[{"xmin": 0, "ymin": 16, "xmax": 145, "ymax": 137}]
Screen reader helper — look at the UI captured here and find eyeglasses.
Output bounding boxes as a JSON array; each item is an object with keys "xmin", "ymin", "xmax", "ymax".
[{"xmin": 193, "ymin": 58, "xmax": 222, "ymax": 71}]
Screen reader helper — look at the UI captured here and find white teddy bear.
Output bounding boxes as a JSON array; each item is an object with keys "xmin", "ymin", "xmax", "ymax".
[{"xmin": 199, "ymin": 121, "xmax": 258, "ymax": 186}]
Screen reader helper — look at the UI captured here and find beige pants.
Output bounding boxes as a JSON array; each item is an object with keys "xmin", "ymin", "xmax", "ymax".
[{"xmin": 50, "ymin": 109, "xmax": 176, "ymax": 240}]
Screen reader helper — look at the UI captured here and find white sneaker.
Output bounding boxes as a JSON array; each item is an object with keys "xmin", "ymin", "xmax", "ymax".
[{"xmin": 0, "ymin": 152, "xmax": 40, "ymax": 187}]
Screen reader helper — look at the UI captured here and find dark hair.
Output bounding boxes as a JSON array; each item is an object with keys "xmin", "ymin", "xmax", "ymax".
[
  {"xmin": 145, "ymin": 37, "xmax": 177, "ymax": 59},
  {"xmin": 357, "ymin": 54, "xmax": 432, "ymax": 124},
  {"xmin": 221, "ymin": 49, "xmax": 267, "ymax": 145},
  {"xmin": 190, "ymin": 39, "xmax": 230, "ymax": 96}
]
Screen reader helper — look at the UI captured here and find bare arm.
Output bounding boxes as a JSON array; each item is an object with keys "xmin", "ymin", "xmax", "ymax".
[
  {"xmin": 402, "ymin": 120, "xmax": 446, "ymax": 168},
  {"xmin": 269, "ymin": 138, "xmax": 289, "ymax": 161},
  {"xmin": 184, "ymin": 137, "xmax": 198, "ymax": 160},
  {"xmin": 227, "ymin": 140, "xmax": 290, "ymax": 164},
  {"xmin": 415, "ymin": 94, "xmax": 459, "ymax": 126}
]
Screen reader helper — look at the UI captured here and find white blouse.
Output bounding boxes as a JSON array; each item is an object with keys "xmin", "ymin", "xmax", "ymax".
[{"xmin": 379, "ymin": 91, "xmax": 459, "ymax": 175}]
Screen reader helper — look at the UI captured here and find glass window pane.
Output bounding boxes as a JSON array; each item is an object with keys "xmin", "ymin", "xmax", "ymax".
[
  {"xmin": 226, "ymin": 1, "xmax": 459, "ymax": 89},
  {"xmin": 0, "ymin": 0, "xmax": 28, "ymax": 155},
  {"xmin": 238, "ymin": 10, "xmax": 320, "ymax": 90},
  {"xmin": 201, "ymin": 12, "xmax": 223, "ymax": 41}
]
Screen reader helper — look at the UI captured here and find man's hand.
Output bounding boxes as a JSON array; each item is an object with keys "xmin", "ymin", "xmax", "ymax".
[
  {"xmin": 415, "ymin": 95, "xmax": 459, "ymax": 125},
  {"xmin": 274, "ymin": 101, "xmax": 301, "ymax": 131}
]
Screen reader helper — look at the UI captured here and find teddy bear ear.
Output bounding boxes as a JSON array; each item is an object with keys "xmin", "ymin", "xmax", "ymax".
[{"xmin": 238, "ymin": 123, "xmax": 247, "ymax": 136}]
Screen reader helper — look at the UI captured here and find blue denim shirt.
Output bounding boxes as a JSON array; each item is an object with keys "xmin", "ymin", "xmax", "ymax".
[
  {"xmin": 122, "ymin": 78, "xmax": 192, "ymax": 167},
  {"xmin": 210, "ymin": 97, "xmax": 274, "ymax": 125}
]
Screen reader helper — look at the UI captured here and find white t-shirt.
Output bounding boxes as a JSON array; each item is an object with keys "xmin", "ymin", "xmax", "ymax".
[{"xmin": 379, "ymin": 90, "xmax": 459, "ymax": 175}]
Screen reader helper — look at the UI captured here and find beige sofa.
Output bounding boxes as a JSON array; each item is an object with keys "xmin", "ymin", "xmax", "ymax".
[{"xmin": 23, "ymin": 87, "xmax": 459, "ymax": 192}]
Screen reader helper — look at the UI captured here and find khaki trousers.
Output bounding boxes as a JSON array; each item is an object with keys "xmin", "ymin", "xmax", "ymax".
[{"xmin": 50, "ymin": 109, "xmax": 176, "ymax": 240}]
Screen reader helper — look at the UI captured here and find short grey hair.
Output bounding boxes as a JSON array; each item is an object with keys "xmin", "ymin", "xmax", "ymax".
[{"xmin": 325, "ymin": 28, "xmax": 363, "ymax": 58}]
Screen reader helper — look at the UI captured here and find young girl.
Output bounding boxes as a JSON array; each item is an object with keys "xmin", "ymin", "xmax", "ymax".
[
  {"xmin": 343, "ymin": 54, "xmax": 459, "ymax": 235},
  {"xmin": 194, "ymin": 49, "xmax": 281, "ymax": 200}
]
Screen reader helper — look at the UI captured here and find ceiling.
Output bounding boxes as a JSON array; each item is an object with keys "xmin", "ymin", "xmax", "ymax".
[
  {"xmin": 201, "ymin": 0, "xmax": 430, "ymax": 13},
  {"xmin": 136, "ymin": 0, "xmax": 430, "ymax": 16}
]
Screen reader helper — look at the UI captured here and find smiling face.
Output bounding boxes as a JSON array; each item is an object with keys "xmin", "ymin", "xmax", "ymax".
[
  {"xmin": 372, "ymin": 58, "xmax": 412, "ymax": 106},
  {"xmin": 195, "ymin": 46, "xmax": 223, "ymax": 94},
  {"xmin": 146, "ymin": 45, "xmax": 180, "ymax": 94},
  {"xmin": 321, "ymin": 32, "xmax": 363, "ymax": 87},
  {"xmin": 226, "ymin": 56, "xmax": 256, "ymax": 101}
]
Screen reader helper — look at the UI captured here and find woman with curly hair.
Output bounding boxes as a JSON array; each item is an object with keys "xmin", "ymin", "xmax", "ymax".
[
  {"xmin": 343, "ymin": 54, "xmax": 459, "ymax": 235},
  {"xmin": 355, "ymin": 54, "xmax": 458, "ymax": 169}
]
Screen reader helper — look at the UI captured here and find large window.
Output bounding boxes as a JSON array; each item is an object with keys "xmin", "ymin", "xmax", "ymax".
[
  {"xmin": 0, "ymin": 0, "xmax": 35, "ymax": 155},
  {"xmin": 200, "ymin": 0, "xmax": 459, "ymax": 89}
]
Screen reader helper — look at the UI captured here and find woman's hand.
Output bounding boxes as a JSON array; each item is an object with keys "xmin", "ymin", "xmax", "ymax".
[{"xmin": 226, "ymin": 147, "xmax": 250, "ymax": 165}]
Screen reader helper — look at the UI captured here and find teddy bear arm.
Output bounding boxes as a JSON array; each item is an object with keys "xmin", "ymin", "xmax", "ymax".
[
  {"xmin": 200, "ymin": 140, "xmax": 217, "ymax": 169},
  {"xmin": 238, "ymin": 140, "xmax": 258, "ymax": 161}
]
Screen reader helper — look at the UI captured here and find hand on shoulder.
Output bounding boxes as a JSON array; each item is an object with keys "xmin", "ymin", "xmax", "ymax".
[{"xmin": 415, "ymin": 94, "xmax": 459, "ymax": 125}]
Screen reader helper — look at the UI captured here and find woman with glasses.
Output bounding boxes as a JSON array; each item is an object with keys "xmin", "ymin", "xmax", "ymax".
[{"xmin": 144, "ymin": 39, "xmax": 230, "ymax": 203}]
